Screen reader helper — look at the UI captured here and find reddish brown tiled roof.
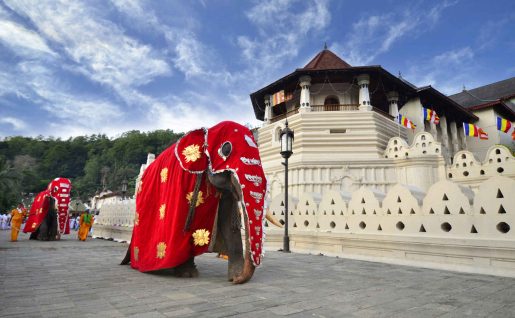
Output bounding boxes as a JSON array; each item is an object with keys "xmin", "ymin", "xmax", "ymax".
[{"xmin": 302, "ymin": 49, "xmax": 351, "ymax": 70}]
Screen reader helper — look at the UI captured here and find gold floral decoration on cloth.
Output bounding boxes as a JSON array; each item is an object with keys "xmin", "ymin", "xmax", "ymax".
[
  {"xmin": 182, "ymin": 144, "xmax": 201, "ymax": 163},
  {"xmin": 136, "ymin": 180, "xmax": 143, "ymax": 194},
  {"xmin": 159, "ymin": 204, "xmax": 166, "ymax": 220},
  {"xmin": 160, "ymin": 168, "xmax": 168, "ymax": 183},
  {"xmin": 134, "ymin": 247, "xmax": 139, "ymax": 261},
  {"xmin": 31, "ymin": 223, "xmax": 36, "ymax": 229},
  {"xmin": 134, "ymin": 212, "xmax": 139, "ymax": 226},
  {"xmin": 156, "ymin": 242, "xmax": 166, "ymax": 259},
  {"xmin": 192, "ymin": 229, "xmax": 210, "ymax": 246},
  {"xmin": 186, "ymin": 191, "xmax": 204, "ymax": 207}
]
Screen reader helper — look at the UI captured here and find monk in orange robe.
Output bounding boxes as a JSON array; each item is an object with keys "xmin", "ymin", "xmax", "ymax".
[
  {"xmin": 78, "ymin": 212, "xmax": 94, "ymax": 241},
  {"xmin": 10, "ymin": 204, "xmax": 27, "ymax": 242}
]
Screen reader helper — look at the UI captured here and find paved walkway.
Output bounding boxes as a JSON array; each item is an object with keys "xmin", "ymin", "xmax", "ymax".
[{"xmin": 1, "ymin": 230, "xmax": 515, "ymax": 318}]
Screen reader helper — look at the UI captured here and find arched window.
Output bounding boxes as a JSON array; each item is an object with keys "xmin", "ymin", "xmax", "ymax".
[{"xmin": 324, "ymin": 95, "xmax": 340, "ymax": 106}]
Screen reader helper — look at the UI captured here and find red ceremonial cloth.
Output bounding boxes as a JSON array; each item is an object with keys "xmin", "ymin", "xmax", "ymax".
[
  {"xmin": 131, "ymin": 121, "xmax": 266, "ymax": 272},
  {"xmin": 23, "ymin": 177, "xmax": 72, "ymax": 234},
  {"xmin": 24, "ymin": 190, "xmax": 51, "ymax": 233}
]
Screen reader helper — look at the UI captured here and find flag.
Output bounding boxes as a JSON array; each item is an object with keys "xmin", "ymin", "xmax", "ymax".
[
  {"xmin": 272, "ymin": 90, "xmax": 285, "ymax": 106},
  {"xmin": 423, "ymin": 107, "xmax": 440, "ymax": 124},
  {"xmin": 463, "ymin": 123, "xmax": 478, "ymax": 137},
  {"xmin": 478, "ymin": 128, "xmax": 488, "ymax": 140},
  {"xmin": 397, "ymin": 114, "xmax": 416, "ymax": 129},
  {"xmin": 496, "ymin": 116, "xmax": 512, "ymax": 133},
  {"xmin": 512, "ymin": 130, "xmax": 515, "ymax": 140}
]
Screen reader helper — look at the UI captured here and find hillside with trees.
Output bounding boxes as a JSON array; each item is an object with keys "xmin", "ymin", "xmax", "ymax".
[{"xmin": 0, "ymin": 130, "xmax": 182, "ymax": 213}]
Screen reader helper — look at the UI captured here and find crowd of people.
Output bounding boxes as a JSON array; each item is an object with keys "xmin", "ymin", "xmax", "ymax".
[{"xmin": 1, "ymin": 204, "xmax": 95, "ymax": 242}]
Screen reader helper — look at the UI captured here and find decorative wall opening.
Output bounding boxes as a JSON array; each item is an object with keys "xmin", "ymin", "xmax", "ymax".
[
  {"xmin": 497, "ymin": 222, "xmax": 510, "ymax": 234},
  {"xmin": 441, "ymin": 222, "xmax": 452, "ymax": 232},
  {"xmin": 396, "ymin": 222, "xmax": 405, "ymax": 231},
  {"xmin": 359, "ymin": 221, "xmax": 366, "ymax": 229}
]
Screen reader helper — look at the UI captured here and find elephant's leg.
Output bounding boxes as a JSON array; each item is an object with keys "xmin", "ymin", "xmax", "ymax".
[
  {"xmin": 47, "ymin": 212, "xmax": 58, "ymax": 241},
  {"xmin": 30, "ymin": 229, "xmax": 39, "ymax": 240},
  {"xmin": 173, "ymin": 257, "xmax": 199, "ymax": 278},
  {"xmin": 38, "ymin": 220, "xmax": 49, "ymax": 240},
  {"xmin": 217, "ymin": 191, "xmax": 244, "ymax": 282}
]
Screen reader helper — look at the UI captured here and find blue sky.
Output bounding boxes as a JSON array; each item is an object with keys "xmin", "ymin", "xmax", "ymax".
[{"xmin": 0, "ymin": 0, "xmax": 514, "ymax": 139}]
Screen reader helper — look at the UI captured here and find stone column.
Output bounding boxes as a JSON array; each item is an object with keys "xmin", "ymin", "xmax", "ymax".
[
  {"xmin": 450, "ymin": 121, "xmax": 460, "ymax": 153},
  {"xmin": 458, "ymin": 124, "xmax": 467, "ymax": 150},
  {"xmin": 264, "ymin": 95, "xmax": 272, "ymax": 124},
  {"xmin": 386, "ymin": 91, "xmax": 399, "ymax": 118},
  {"xmin": 299, "ymin": 76, "xmax": 311, "ymax": 113},
  {"xmin": 430, "ymin": 122, "xmax": 438, "ymax": 140},
  {"xmin": 357, "ymin": 74, "xmax": 372, "ymax": 111},
  {"xmin": 439, "ymin": 115, "xmax": 450, "ymax": 161}
]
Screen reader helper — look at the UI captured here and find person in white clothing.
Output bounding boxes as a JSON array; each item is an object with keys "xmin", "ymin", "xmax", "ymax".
[{"xmin": 0, "ymin": 214, "xmax": 6, "ymax": 230}]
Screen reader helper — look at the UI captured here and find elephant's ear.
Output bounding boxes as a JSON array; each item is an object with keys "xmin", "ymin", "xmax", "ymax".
[{"xmin": 175, "ymin": 128, "xmax": 208, "ymax": 173}]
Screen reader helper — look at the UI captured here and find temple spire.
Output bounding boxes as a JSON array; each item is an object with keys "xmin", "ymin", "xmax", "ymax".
[{"xmin": 324, "ymin": 42, "xmax": 327, "ymax": 50}]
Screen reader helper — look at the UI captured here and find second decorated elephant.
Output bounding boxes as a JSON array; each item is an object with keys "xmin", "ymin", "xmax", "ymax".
[{"xmin": 121, "ymin": 121, "xmax": 279, "ymax": 284}]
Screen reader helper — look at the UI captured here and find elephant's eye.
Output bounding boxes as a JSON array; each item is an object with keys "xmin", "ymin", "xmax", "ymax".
[{"xmin": 218, "ymin": 141, "xmax": 232, "ymax": 160}]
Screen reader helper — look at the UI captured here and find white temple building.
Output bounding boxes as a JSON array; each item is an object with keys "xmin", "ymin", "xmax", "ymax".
[{"xmin": 96, "ymin": 46, "xmax": 515, "ymax": 278}]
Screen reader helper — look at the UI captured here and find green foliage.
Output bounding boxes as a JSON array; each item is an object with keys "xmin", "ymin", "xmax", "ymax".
[{"xmin": 0, "ymin": 130, "xmax": 182, "ymax": 211}]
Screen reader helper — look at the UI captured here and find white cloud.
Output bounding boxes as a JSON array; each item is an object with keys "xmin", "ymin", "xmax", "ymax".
[
  {"xmin": 405, "ymin": 47, "xmax": 477, "ymax": 94},
  {"xmin": 0, "ymin": 117, "xmax": 27, "ymax": 131},
  {"xmin": 0, "ymin": 20, "xmax": 56, "ymax": 58},
  {"xmin": 238, "ymin": 0, "xmax": 330, "ymax": 87},
  {"xmin": 4, "ymin": 0, "xmax": 171, "ymax": 89},
  {"xmin": 334, "ymin": 1, "xmax": 457, "ymax": 66}
]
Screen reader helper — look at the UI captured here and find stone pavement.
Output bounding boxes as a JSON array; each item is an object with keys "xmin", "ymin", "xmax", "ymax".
[{"xmin": 1, "ymin": 230, "xmax": 515, "ymax": 318}]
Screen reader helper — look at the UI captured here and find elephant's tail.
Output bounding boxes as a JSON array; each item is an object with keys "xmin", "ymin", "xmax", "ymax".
[{"xmin": 120, "ymin": 242, "xmax": 131, "ymax": 265}]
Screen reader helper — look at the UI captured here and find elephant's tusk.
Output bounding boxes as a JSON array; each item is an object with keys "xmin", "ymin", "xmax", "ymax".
[{"xmin": 265, "ymin": 210, "xmax": 283, "ymax": 228}]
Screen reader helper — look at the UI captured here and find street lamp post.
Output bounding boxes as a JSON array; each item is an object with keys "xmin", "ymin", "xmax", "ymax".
[
  {"xmin": 121, "ymin": 178, "xmax": 128, "ymax": 200},
  {"xmin": 280, "ymin": 119, "xmax": 294, "ymax": 253}
]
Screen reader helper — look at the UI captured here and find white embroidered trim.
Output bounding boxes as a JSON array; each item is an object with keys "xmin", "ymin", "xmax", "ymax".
[
  {"xmin": 240, "ymin": 157, "xmax": 261, "ymax": 166},
  {"xmin": 245, "ymin": 174, "xmax": 262, "ymax": 186},
  {"xmin": 244, "ymin": 135, "xmax": 257, "ymax": 148},
  {"xmin": 249, "ymin": 191, "xmax": 263, "ymax": 203}
]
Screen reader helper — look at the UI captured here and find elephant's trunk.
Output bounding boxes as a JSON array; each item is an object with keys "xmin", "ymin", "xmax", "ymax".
[{"xmin": 233, "ymin": 209, "xmax": 255, "ymax": 284}]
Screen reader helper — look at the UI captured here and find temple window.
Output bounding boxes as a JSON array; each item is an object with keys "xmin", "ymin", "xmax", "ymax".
[{"xmin": 324, "ymin": 95, "xmax": 340, "ymax": 106}]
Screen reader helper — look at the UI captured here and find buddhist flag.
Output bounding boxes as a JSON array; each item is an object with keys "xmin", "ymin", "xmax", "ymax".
[
  {"xmin": 423, "ymin": 107, "xmax": 440, "ymax": 124},
  {"xmin": 463, "ymin": 123, "xmax": 479, "ymax": 137},
  {"xmin": 397, "ymin": 114, "xmax": 416, "ymax": 129},
  {"xmin": 272, "ymin": 90, "xmax": 285, "ymax": 106},
  {"xmin": 478, "ymin": 128, "xmax": 488, "ymax": 140},
  {"xmin": 496, "ymin": 116, "xmax": 512, "ymax": 133}
]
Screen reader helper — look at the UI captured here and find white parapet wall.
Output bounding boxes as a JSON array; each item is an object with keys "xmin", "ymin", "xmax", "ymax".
[
  {"xmin": 93, "ymin": 198, "xmax": 135, "ymax": 242},
  {"xmin": 447, "ymin": 145, "xmax": 515, "ymax": 191},
  {"xmin": 94, "ymin": 176, "xmax": 515, "ymax": 277},
  {"xmin": 266, "ymin": 176, "xmax": 515, "ymax": 277}
]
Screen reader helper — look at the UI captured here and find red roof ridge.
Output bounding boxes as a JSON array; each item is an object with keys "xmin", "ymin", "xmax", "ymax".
[{"xmin": 303, "ymin": 48, "xmax": 351, "ymax": 70}]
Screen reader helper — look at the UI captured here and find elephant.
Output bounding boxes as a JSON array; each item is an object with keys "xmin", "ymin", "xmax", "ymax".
[
  {"xmin": 24, "ymin": 178, "xmax": 72, "ymax": 238},
  {"xmin": 121, "ymin": 121, "xmax": 280, "ymax": 284},
  {"xmin": 30, "ymin": 196, "xmax": 58, "ymax": 241}
]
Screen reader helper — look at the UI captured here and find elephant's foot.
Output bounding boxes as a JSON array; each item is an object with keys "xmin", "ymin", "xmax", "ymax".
[
  {"xmin": 227, "ymin": 259, "xmax": 243, "ymax": 282},
  {"xmin": 173, "ymin": 258, "xmax": 199, "ymax": 278}
]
